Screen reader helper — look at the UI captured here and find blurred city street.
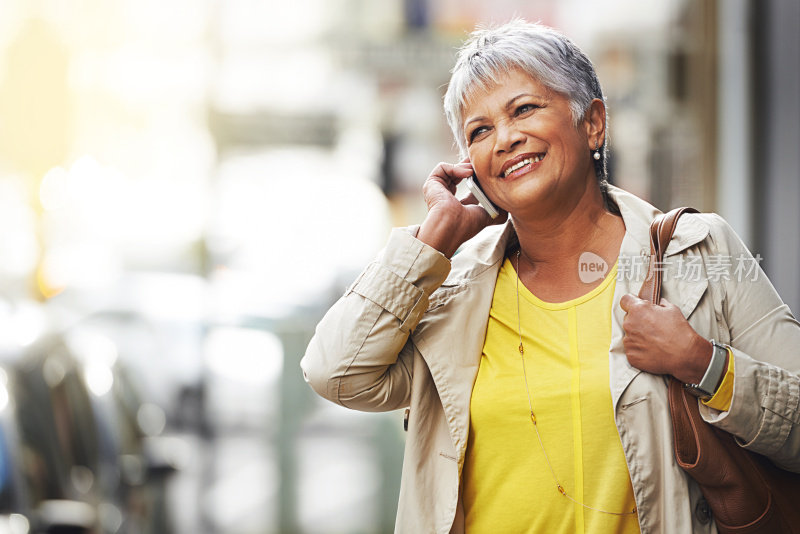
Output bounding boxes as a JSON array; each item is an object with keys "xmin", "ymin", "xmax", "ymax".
[{"xmin": 0, "ymin": 0, "xmax": 796, "ymax": 532}]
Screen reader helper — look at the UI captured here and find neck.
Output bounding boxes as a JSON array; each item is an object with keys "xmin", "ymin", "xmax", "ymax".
[{"xmin": 512, "ymin": 182, "xmax": 613, "ymax": 266}]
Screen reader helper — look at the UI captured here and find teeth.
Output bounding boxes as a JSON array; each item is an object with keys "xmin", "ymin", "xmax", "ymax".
[{"xmin": 503, "ymin": 155, "xmax": 543, "ymax": 177}]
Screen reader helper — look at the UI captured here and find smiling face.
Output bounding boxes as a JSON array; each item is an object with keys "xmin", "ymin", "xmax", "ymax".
[{"xmin": 463, "ymin": 68, "xmax": 601, "ymax": 220}]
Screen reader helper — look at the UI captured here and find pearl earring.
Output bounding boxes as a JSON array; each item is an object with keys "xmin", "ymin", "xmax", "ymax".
[{"xmin": 593, "ymin": 140, "xmax": 601, "ymax": 160}]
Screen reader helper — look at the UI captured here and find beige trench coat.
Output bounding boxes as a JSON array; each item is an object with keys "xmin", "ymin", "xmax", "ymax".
[{"xmin": 301, "ymin": 186, "xmax": 800, "ymax": 534}]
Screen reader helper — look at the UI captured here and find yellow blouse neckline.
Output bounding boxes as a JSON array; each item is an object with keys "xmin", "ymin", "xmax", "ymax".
[{"xmin": 507, "ymin": 258, "xmax": 619, "ymax": 311}]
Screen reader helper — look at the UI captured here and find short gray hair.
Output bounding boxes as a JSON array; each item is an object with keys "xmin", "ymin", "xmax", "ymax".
[{"xmin": 443, "ymin": 19, "xmax": 608, "ymax": 182}]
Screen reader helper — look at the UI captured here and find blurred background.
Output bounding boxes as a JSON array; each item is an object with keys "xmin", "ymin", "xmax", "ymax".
[{"xmin": 0, "ymin": 0, "xmax": 796, "ymax": 532}]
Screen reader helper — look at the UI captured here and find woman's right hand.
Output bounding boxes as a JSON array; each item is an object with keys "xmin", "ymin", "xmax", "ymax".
[{"xmin": 416, "ymin": 160, "xmax": 507, "ymax": 258}]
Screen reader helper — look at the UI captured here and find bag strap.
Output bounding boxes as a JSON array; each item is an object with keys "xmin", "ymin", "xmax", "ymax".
[
  {"xmin": 638, "ymin": 207, "xmax": 699, "ymax": 305},
  {"xmin": 637, "ymin": 207, "xmax": 711, "ymax": 480}
]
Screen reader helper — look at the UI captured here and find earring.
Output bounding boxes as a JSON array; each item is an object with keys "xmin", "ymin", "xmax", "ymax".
[{"xmin": 593, "ymin": 140, "xmax": 601, "ymax": 161}]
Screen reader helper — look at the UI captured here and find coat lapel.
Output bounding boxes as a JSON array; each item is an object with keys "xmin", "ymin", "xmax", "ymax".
[
  {"xmin": 607, "ymin": 186, "xmax": 710, "ymax": 409},
  {"xmin": 412, "ymin": 223, "xmax": 513, "ymax": 465}
]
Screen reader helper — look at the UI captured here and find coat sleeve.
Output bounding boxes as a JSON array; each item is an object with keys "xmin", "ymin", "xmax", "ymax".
[
  {"xmin": 699, "ymin": 214, "xmax": 800, "ymax": 472},
  {"xmin": 300, "ymin": 227, "xmax": 451, "ymax": 412}
]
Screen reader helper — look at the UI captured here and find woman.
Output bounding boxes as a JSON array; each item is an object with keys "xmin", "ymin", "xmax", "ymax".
[{"xmin": 301, "ymin": 20, "xmax": 800, "ymax": 533}]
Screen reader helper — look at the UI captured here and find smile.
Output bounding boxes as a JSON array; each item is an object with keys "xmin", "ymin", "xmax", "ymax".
[{"xmin": 502, "ymin": 154, "xmax": 545, "ymax": 178}]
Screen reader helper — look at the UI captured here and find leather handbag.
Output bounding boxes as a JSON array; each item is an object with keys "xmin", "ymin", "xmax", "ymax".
[{"xmin": 638, "ymin": 207, "xmax": 800, "ymax": 534}]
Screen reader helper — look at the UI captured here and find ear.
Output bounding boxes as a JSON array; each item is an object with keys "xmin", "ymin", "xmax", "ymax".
[{"xmin": 584, "ymin": 98, "xmax": 606, "ymax": 149}]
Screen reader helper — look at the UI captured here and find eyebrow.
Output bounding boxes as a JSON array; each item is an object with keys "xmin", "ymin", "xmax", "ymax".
[{"xmin": 463, "ymin": 92, "xmax": 547, "ymax": 129}]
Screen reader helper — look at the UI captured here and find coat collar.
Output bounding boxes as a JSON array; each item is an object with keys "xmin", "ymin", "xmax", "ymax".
[
  {"xmin": 607, "ymin": 185, "xmax": 710, "ymax": 258},
  {"xmin": 443, "ymin": 185, "xmax": 711, "ymax": 284}
]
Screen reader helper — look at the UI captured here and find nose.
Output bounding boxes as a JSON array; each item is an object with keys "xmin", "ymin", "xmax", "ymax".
[{"xmin": 494, "ymin": 119, "xmax": 525, "ymax": 154}]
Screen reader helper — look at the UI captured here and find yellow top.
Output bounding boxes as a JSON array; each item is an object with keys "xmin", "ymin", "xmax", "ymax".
[{"xmin": 463, "ymin": 259, "xmax": 640, "ymax": 534}]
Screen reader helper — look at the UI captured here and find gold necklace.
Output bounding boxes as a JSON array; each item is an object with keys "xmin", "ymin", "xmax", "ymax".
[{"xmin": 514, "ymin": 250, "xmax": 637, "ymax": 516}]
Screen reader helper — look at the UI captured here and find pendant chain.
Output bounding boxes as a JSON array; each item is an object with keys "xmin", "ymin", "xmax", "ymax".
[{"xmin": 515, "ymin": 250, "xmax": 637, "ymax": 516}]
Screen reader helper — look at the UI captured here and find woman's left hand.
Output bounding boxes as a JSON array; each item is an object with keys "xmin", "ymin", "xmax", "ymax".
[{"xmin": 619, "ymin": 294, "xmax": 713, "ymax": 385}]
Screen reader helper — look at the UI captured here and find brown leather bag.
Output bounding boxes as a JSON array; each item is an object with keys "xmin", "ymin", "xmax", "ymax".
[{"xmin": 638, "ymin": 207, "xmax": 800, "ymax": 534}]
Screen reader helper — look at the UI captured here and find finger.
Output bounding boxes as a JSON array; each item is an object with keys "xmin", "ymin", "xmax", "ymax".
[
  {"xmin": 429, "ymin": 162, "xmax": 473, "ymax": 192},
  {"xmin": 464, "ymin": 203, "xmax": 495, "ymax": 224},
  {"xmin": 460, "ymin": 193, "xmax": 494, "ymax": 216},
  {"xmin": 449, "ymin": 162, "xmax": 475, "ymax": 182},
  {"xmin": 619, "ymin": 293, "xmax": 637, "ymax": 312},
  {"xmin": 432, "ymin": 161, "xmax": 473, "ymax": 179},
  {"xmin": 658, "ymin": 297, "xmax": 677, "ymax": 310},
  {"xmin": 424, "ymin": 174, "xmax": 457, "ymax": 196},
  {"xmin": 460, "ymin": 192, "xmax": 479, "ymax": 206},
  {"xmin": 460, "ymin": 192, "xmax": 508, "ymax": 222},
  {"xmin": 488, "ymin": 209, "xmax": 509, "ymax": 226}
]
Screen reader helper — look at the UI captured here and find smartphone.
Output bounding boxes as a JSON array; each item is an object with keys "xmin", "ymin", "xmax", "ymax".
[{"xmin": 466, "ymin": 173, "xmax": 500, "ymax": 219}]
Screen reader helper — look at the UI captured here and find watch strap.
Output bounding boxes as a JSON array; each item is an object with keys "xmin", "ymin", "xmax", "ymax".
[{"xmin": 685, "ymin": 340, "xmax": 728, "ymax": 399}]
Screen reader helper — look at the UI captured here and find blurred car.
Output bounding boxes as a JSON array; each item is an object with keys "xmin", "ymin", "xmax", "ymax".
[
  {"xmin": 0, "ymin": 362, "xmax": 35, "ymax": 534},
  {"xmin": 0, "ymin": 322, "xmax": 182, "ymax": 534},
  {"xmin": 0, "ymin": 347, "xmax": 96, "ymax": 534}
]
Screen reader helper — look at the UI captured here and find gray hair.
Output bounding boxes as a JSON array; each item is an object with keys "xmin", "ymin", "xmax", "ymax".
[{"xmin": 443, "ymin": 19, "xmax": 608, "ymax": 184}]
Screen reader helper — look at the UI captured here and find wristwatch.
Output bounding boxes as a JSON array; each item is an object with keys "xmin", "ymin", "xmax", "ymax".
[{"xmin": 684, "ymin": 339, "xmax": 728, "ymax": 400}]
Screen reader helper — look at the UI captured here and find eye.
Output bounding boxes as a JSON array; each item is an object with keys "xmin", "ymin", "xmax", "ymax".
[
  {"xmin": 515, "ymin": 103, "xmax": 539, "ymax": 116},
  {"xmin": 468, "ymin": 125, "xmax": 490, "ymax": 143}
]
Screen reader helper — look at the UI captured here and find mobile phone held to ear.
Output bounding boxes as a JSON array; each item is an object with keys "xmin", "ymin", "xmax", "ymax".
[{"xmin": 466, "ymin": 173, "xmax": 500, "ymax": 219}]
